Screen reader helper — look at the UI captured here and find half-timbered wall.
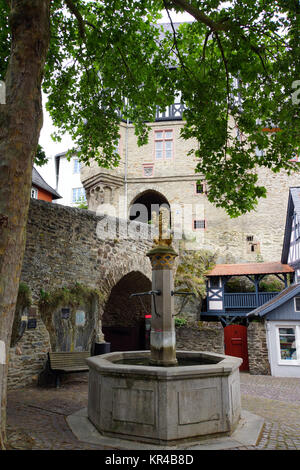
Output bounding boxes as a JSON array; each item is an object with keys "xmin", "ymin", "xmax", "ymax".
[{"xmin": 288, "ymin": 211, "xmax": 300, "ymax": 281}]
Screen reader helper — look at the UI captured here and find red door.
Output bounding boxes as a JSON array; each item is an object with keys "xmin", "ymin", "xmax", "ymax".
[{"xmin": 224, "ymin": 325, "xmax": 249, "ymax": 371}]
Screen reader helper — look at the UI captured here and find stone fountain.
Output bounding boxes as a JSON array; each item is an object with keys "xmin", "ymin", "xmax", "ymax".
[{"xmin": 85, "ymin": 211, "xmax": 244, "ymax": 446}]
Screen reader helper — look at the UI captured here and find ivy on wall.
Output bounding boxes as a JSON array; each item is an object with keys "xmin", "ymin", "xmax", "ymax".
[
  {"xmin": 39, "ymin": 283, "xmax": 102, "ymax": 317},
  {"xmin": 174, "ymin": 250, "xmax": 217, "ymax": 317}
]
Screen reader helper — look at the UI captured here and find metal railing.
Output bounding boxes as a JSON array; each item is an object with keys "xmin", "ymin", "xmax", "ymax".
[{"xmin": 224, "ymin": 292, "xmax": 279, "ymax": 309}]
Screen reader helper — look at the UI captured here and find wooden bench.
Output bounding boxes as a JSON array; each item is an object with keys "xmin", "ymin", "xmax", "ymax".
[{"xmin": 47, "ymin": 351, "xmax": 90, "ymax": 388}]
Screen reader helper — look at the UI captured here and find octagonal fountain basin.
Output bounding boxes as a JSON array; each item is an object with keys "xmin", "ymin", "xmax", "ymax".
[{"xmin": 87, "ymin": 350, "xmax": 242, "ymax": 446}]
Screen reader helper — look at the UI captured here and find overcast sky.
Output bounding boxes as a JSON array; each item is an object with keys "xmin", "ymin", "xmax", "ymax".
[{"xmin": 37, "ymin": 11, "xmax": 193, "ymax": 188}]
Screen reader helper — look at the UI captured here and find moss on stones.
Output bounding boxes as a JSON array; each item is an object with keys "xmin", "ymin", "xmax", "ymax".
[{"xmin": 38, "ymin": 283, "xmax": 101, "ymax": 317}]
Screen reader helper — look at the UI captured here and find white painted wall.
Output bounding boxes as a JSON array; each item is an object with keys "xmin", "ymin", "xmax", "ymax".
[
  {"xmin": 54, "ymin": 155, "xmax": 85, "ymax": 207},
  {"xmin": 266, "ymin": 320, "xmax": 300, "ymax": 377}
]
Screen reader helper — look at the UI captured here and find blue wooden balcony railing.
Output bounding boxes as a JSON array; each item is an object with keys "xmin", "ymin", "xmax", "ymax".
[{"xmin": 224, "ymin": 292, "xmax": 279, "ymax": 309}]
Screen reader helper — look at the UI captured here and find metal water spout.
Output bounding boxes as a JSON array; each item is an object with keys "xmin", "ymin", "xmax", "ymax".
[{"xmin": 146, "ymin": 209, "xmax": 178, "ymax": 366}]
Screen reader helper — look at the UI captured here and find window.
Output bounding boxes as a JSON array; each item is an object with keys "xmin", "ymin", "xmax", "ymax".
[
  {"xmin": 143, "ymin": 164, "xmax": 154, "ymax": 178},
  {"xmin": 73, "ymin": 158, "xmax": 81, "ymax": 174},
  {"xmin": 154, "ymin": 130, "xmax": 173, "ymax": 160},
  {"xmin": 250, "ymin": 242, "xmax": 260, "ymax": 253},
  {"xmin": 196, "ymin": 182, "xmax": 204, "ymax": 194},
  {"xmin": 246, "ymin": 235, "xmax": 254, "ymax": 242},
  {"xmin": 113, "ymin": 139, "xmax": 120, "ymax": 155},
  {"xmin": 295, "ymin": 218, "xmax": 300, "ymax": 240},
  {"xmin": 31, "ymin": 187, "xmax": 38, "ymax": 199},
  {"xmin": 278, "ymin": 327, "xmax": 297, "ymax": 361},
  {"xmin": 295, "ymin": 297, "xmax": 300, "ymax": 312},
  {"xmin": 72, "ymin": 187, "xmax": 86, "ymax": 203},
  {"xmin": 209, "ymin": 278, "xmax": 220, "ymax": 289},
  {"xmin": 193, "ymin": 220, "xmax": 206, "ymax": 230},
  {"xmin": 290, "ymin": 153, "xmax": 299, "ymax": 162},
  {"xmin": 255, "ymin": 147, "xmax": 265, "ymax": 158}
]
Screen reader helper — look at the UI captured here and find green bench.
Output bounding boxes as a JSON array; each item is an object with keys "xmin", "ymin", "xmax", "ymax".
[{"xmin": 47, "ymin": 351, "xmax": 90, "ymax": 388}]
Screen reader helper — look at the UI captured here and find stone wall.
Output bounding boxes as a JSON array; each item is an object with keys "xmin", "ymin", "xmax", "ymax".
[
  {"xmin": 8, "ymin": 199, "xmax": 153, "ymax": 389},
  {"xmin": 21, "ymin": 199, "xmax": 152, "ymax": 301},
  {"xmin": 8, "ymin": 318, "xmax": 51, "ymax": 389},
  {"xmin": 176, "ymin": 320, "xmax": 272, "ymax": 376},
  {"xmin": 175, "ymin": 321, "xmax": 224, "ymax": 354},
  {"xmin": 247, "ymin": 321, "xmax": 271, "ymax": 375}
]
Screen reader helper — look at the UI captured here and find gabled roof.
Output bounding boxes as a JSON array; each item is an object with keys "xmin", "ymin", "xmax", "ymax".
[
  {"xmin": 247, "ymin": 283, "xmax": 300, "ymax": 317},
  {"xmin": 207, "ymin": 262, "xmax": 294, "ymax": 277},
  {"xmin": 32, "ymin": 167, "xmax": 62, "ymax": 200},
  {"xmin": 281, "ymin": 187, "xmax": 300, "ymax": 264}
]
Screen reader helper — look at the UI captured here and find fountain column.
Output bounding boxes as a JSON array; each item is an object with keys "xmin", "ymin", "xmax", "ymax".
[{"xmin": 147, "ymin": 211, "xmax": 178, "ymax": 366}]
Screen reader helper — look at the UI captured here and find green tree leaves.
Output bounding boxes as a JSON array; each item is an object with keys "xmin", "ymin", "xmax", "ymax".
[{"xmin": 1, "ymin": 0, "xmax": 298, "ymax": 216}]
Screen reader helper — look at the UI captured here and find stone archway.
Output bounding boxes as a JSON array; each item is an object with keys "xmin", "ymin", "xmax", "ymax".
[
  {"xmin": 102, "ymin": 271, "xmax": 151, "ymax": 352},
  {"xmin": 129, "ymin": 190, "xmax": 170, "ymax": 224}
]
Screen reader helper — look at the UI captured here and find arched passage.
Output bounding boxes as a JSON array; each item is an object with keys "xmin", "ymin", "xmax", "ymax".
[
  {"xmin": 102, "ymin": 271, "xmax": 151, "ymax": 352},
  {"xmin": 129, "ymin": 190, "xmax": 170, "ymax": 224}
]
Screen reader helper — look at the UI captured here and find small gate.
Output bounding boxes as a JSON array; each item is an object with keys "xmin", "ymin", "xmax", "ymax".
[{"xmin": 224, "ymin": 324, "xmax": 249, "ymax": 371}]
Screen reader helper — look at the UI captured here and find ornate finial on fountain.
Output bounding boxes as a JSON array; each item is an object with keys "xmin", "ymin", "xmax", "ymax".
[
  {"xmin": 152, "ymin": 209, "xmax": 173, "ymax": 247},
  {"xmin": 147, "ymin": 208, "xmax": 178, "ymax": 270}
]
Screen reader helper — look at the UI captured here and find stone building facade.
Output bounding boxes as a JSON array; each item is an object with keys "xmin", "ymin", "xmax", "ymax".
[{"xmin": 81, "ymin": 117, "xmax": 300, "ymax": 264}]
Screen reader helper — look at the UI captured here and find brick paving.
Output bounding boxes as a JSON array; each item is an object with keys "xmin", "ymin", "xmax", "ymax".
[{"xmin": 5, "ymin": 372, "xmax": 300, "ymax": 450}]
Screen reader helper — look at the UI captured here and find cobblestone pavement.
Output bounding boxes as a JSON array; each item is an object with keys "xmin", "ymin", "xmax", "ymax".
[
  {"xmin": 5, "ymin": 372, "xmax": 300, "ymax": 450},
  {"xmin": 239, "ymin": 372, "xmax": 300, "ymax": 450}
]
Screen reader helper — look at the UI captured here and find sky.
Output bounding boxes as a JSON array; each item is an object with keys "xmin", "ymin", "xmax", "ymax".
[{"xmin": 37, "ymin": 10, "xmax": 193, "ymax": 188}]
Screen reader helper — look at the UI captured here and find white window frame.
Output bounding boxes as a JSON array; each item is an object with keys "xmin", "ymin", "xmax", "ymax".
[
  {"xmin": 72, "ymin": 187, "xmax": 86, "ymax": 203},
  {"xmin": 294, "ymin": 297, "xmax": 300, "ymax": 312},
  {"xmin": 276, "ymin": 324, "xmax": 300, "ymax": 366},
  {"xmin": 31, "ymin": 187, "xmax": 38, "ymax": 199},
  {"xmin": 73, "ymin": 158, "xmax": 81, "ymax": 174}
]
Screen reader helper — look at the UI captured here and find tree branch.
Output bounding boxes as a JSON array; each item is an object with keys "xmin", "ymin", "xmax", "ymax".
[
  {"xmin": 64, "ymin": 0, "xmax": 86, "ymax": 39},
  {"xmin": 169, "ymin": 0, "xmax": 232, "ymax": 32},
  {"xmin": 163, "ymin": 0, "xmax": 193, "ymax": 80},
  {"xmin": 202, "ymin": 31, "xmax": 210, "ymax": 61},
  {"xmin": 169, "ymin": 0, "xmax": 271, "ymax": 80},
  {"xmin": 214, "ymin": 32, "xmax": 230, "ymax": 158}
]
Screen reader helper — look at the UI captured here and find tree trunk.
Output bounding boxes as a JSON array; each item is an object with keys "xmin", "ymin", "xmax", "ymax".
[{"xmin": 0, "ymin": 0, "xmax": 50, "ymax": 448}]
